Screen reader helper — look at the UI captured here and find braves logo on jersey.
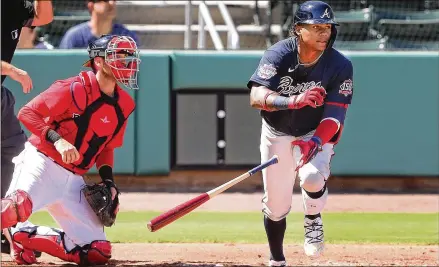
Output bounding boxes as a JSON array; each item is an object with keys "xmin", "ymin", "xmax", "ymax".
[{"xmin": 278, "ymin": 76, "xmax": 323, "ymax": 96}]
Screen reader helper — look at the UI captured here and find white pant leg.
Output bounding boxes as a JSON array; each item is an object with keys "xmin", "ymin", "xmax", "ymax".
[
  {"xmin": 260, "ymin": 120, "xmax": 297, "ymax": 221},
  {"xmin": 293, "ymin": 134, "xmax": 335, "ymax": 215},
  {"xmin": 8, "ymin": 143, "xmax": 106, "ymax": 250},
  {"xmin": 46, "ymin": 172, "xmax": 106, "ymax": 250},
  {"xmin": 6, "ymin": 142, "xmax": 69, "ymax": 212}
]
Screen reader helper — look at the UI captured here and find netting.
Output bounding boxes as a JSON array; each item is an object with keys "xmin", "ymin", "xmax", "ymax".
[
  {"xmin": 268, "ymin": 0, "xmax": 439, "ymax": 51},
  {"xmin": 30, "ymin": 0, "xmax": 439, "ymax": 51}
]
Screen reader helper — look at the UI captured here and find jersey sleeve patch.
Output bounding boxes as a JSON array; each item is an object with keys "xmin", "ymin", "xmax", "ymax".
[
  {"xmin": 339, "ymin": 79, "xmax": 353, "ymax": 97},
  {"xmin": 257, "ymin": 63, "xmax": 277, "ymax": 80}
]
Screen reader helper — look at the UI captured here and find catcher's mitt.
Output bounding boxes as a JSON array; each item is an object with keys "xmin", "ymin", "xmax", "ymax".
[{"xmin": 82, "ymin": 179, "xmax": 120, "ymax": 227}]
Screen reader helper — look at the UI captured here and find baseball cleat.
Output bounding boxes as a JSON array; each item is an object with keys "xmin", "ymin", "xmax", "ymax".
[
  {"xmin": 268, "ymin": 259, "xmax": 287, "ymax": 266},
  {"xmin": 303, "ymin": 214, "xmax": 324, "ymax": 258}
]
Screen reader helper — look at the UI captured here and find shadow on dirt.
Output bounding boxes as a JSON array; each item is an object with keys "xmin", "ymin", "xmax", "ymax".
[
  {"xmin": 1, "ymin": 260, "xmax": 258, "ymax": 267},
  {"xmin": 23, "ymin": 260, "xmax": 258, "ymax": 267},
  {"xmin": 105, "ymin": 260, "xmax": 257, "ymax": 267}
]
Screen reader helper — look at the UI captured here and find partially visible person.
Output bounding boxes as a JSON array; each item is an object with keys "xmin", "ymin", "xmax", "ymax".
[
  {"xmin": 1, "ymin": 0, "xmax": 53, "ymax": 257},
  {"xmin": 1, "ymin": 34, "xmax": 140, "ymax": 265},
  {"xmin": 59, "ymin": 0, "xmax": 139, "ymax": 49},
  {"xmin": 17, "ymin": 27, "xmax": 54, "ymax": 49}
]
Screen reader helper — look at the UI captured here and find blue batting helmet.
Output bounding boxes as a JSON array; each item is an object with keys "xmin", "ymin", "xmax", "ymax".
[{"xmin": 292, "ymin": 1, "xmax": 339, "ymax": 48}]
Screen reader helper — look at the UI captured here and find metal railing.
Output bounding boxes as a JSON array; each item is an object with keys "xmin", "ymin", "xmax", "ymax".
[
  {"xmin": 217, "ymin": 1, "xmax": 240, "ymax": 49},
  {"xmin": 184, "ymin": 0, "xmax": 240, "ymax": 50},
  {"xmin": 114, "ymin": 0, "xmax": 242, "ymax": 50},
  {"xmin": 184, "ymin": 0, "xmax": 193, "ymax": 49},
  {"xmin": 197, "ymin": 1, "xmax": 224, "ymax": 50}
]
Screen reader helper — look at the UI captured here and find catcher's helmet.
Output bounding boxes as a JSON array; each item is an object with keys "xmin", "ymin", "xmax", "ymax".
[
  {"xmin": 83, "ymin": 34, "xmax": 141, "ymax": 90},
  {"xmin": 292, "ymin": 1, "xmax": 339, "ymax": 48}
]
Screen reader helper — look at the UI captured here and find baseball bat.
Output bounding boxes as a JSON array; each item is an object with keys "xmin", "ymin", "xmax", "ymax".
[{"xmin": 147, "ymin": 155, "xmax": 279, "ymax": 232}]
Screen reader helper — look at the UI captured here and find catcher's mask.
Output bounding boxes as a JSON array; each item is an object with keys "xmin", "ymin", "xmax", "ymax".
[
  {"xmin": 291, "ymin": 0, "xmax": 339, "ymax": 49},
  {"xmin": 83, "ymin": 35, "xmax": 141, "ymax": 90}
]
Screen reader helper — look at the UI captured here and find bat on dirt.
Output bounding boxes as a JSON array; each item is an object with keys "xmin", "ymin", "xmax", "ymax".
[{"xmin": 147, "ymin": 155, "xmax": 279, "ymax": 232}]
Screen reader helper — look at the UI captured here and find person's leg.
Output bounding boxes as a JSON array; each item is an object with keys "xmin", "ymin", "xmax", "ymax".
[
  {"xmin": 2, "ymin": 143, "xmax": 67, "ymax": 263},
  {"xmin": 260, "ymin": 122, "xmax": 296, "ymax": 266},
  {"xmin": 1, "ymin": 85, "xmax": 27, "ymax": 256},
  {"xmin": 1, "ymin": 85, "xmax": 27, "ymax": 198},
  {"xmin": 294, "ymin": 134, "xmax": 334, "ymax": 258},
  {"xmin": 10, "ymin": 172, "xmax": 111, "ymax": 265}
]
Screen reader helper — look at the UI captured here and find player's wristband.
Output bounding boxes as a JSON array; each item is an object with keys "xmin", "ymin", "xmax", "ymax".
[
  {"xmin": 46, "ymin": 129, "xmax": 62, "ymax": 144},
  {"xmin": 271, "ymin": 95, "xmax": 291, "ymax": 110},
  {"xmin": 99, "ymin": 165, "xmax": 115, "ymax": 184},
  {"xmin": 262, "ymin": 91, "xmax": 277, "ymax": 110},
  {"xmin": 310, "ymin": 136, "xmax": 322, "ymax": 145}
]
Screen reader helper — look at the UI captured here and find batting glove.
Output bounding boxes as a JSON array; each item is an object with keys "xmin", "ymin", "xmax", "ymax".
[
  {"xmin": 288, "ymin": 87, "xmax": 326, "ymax": 109},
  {"xmin": 292, "ymin": 136, "xmax": 323, "ymax": 171}
]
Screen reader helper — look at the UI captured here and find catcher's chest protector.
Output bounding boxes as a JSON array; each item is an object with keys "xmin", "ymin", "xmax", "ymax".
[{"xmin": 52, "ymin": 71, "xmax": 135, "ymax": 171}]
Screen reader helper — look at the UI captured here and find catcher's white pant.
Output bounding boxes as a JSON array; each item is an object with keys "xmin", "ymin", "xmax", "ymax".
[
  {"xmin": 5, "ymin": 142, "xmax": 106, "ymax": 250},
  {"xmin": 260, "ymin": 120, "xmax": 334, "ymax": 221}
]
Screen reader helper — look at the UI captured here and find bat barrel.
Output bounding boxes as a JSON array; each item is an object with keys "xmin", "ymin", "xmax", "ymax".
[
  {"xmin": 146, "ymin": 155, "xmax": 279, "ymax": 232},
  {"xmin": 147, "ymin": 193, "xmax": 210, "ymax": 232}
]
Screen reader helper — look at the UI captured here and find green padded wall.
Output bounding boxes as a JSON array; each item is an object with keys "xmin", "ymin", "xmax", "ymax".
[
  {"xmin": 171, "ymin": 51, "xmax": 439, "ymax": 176},
  {"xmin": 135, "ymin": 51, "xmax": 171, "ymax": 175},
  {"xmin": 3, "ymin": 50, "xmax": 438, "ymax": 176},
  {"xmin": 3, "ymin": 50, "xmax": 170, "ymax": 175}
]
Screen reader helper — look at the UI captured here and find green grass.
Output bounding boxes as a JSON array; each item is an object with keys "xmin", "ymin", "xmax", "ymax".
[{"xmin": 28, "ymin": 211, "xmax": 438, "ymax": 245}]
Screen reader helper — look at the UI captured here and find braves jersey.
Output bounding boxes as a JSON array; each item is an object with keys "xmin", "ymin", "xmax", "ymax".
[
  {"xmin": 247, "ymin": 37, "xmax": 353, "ymax": 138},
  {"xmin": 18, "ymin": 71, "xmax": 135, "ymax": 175}
]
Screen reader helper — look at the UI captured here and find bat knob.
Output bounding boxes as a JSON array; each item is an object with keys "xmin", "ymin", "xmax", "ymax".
[{"xmin": 147, "ymin": 222, "xmax": 154, "ymax": 232}]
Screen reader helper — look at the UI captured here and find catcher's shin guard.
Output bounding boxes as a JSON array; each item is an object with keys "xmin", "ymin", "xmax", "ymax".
[
  {"xmin": 10, "ymin": 236, "xmax": 37, "ymax": 265},
  {"xmin": 1, "ymin": 190, "xmax": 33, "ymax": 229},
  {"xmin": 82, "ymin": 240, "xmax": 112, "ymax": 265},
  {"xmin": 12, "ymin": 226, "xmax": 111, "ymax": 265}
]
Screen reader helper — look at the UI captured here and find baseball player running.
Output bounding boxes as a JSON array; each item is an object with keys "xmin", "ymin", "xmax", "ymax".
[
  {"xmin": 1, "ymin": 34, "xmax": 140, "ymax": 265},
  {"xmin": 247, "ymin": 1, "xmax": 353, "ymax": 266}
]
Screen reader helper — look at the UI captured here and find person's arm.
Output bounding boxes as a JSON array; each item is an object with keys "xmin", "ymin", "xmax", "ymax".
[
  {"xmin": 1, "ymin": 61, "xmax": 18, "ymax": 76},
  {"xmin": 18, "ymin": 80, "xmax": 82, "ymax": 163},
  {"xmin": 96, "ymin": 135, "xmax": 122, "ymax": 201},
  {"xmin": 248, "ymin": 49, "xmax": 325, "ymax": 111},
  {"xmin": 17, "ymin": 80, "xmax": 72, "ymax": 141},
  {"xmin": 27, "ymin": 0, "xmax": 54, "ymax": 27},
  {"xmin": 250, "ymin": 83, "xmax": 326, "ymax": 111},
  {"xmin": 293, "ymin": 61, "xmax": 354, "ymax": 170},
  {"xmin": 96, "ymin": 148, "xmax": 115, "ymax": 170},
  {"xmin": 96, "ymin": 149, "xmax": 116, "ymax": 196},
  {"xmin": 95, "ymin": 110, "xmax": 132, "ymax": 198},
  {"xmin": 313, "ymin": 61, "xmax": 354, "ymax": 145},
  {"xmin": 1, "ymin": 61, "xmax": 32, "ymax": 93}
]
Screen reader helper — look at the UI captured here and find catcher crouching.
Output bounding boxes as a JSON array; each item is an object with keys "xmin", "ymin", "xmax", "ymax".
[{"xmin": 1, "ymin": 34, "xmax": 140, "ymax": 265}]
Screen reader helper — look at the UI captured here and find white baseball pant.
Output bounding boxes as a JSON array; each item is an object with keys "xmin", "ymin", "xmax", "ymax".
[
  {"xmin": 5, "ymin": 142, "xmax": 106, "ymax": 250},
  {"xmin": 260, "ymin": 119, "xmax": 334, "ymax": 221}
]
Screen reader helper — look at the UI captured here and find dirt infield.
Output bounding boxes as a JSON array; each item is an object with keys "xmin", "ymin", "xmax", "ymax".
[
  {"xmin": 1, "ymin": 243, "xmax": 436, "ymax": 266},
  {"xmin": 1, "ymin": 193, "xmax": 438, "ymax": 266}
]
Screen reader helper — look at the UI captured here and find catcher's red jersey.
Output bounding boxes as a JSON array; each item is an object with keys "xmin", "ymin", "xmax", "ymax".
[{"xmin": 17, "ymin": 71, "xmax": 135, "ymax": 175}]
